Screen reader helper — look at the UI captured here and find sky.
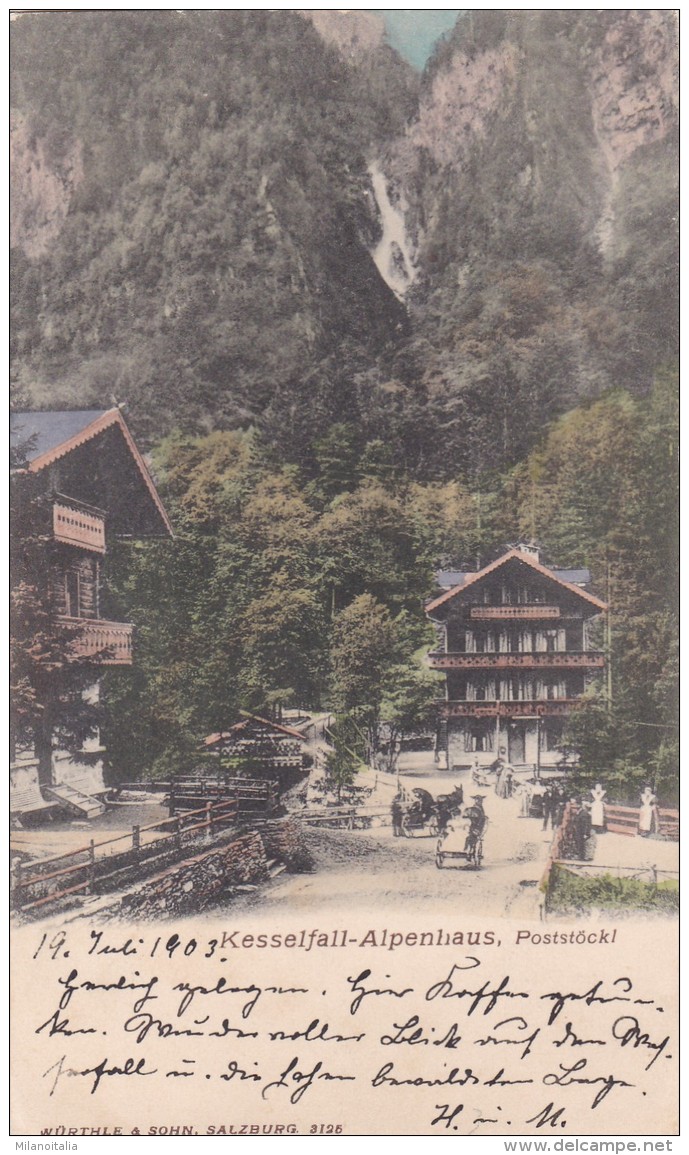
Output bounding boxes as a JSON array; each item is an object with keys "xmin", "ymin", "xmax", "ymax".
[{"xmin": 370, "ymin": 10, "xmax": 462, "ymax": 69}]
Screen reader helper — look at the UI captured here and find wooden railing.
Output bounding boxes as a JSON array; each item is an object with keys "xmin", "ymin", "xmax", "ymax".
[
  {"xmin": 53, "ymin": 499, "xmax": 106, "ymax": 553},
  {"xmin": 300, "ymin": 804, "xmax": 391, "ymax": 829},
  {"xmin": 440, "ymin": 699, "xmax": 579, "ymax": 718},
  {"xmin": 604, "ymin": 804, "xmax": 679, "ymax": 840},
  {"xmin": 470, "ymin": 605, "xmax": 561, "ymax": 619},
  {"xmin": 12, "ymin": 799, "xmax": 239, "ymax": 913},
  {"xmin": 539, "ymin": 801, "xmax": 679, "ymax": 913},
  {"xmin": 539, "ymin": 801, "xmax": 575, "ymax": 901},
  {"xmin": 56, "ymin": 618, "xmax": 134, "ymax": 664},
  {"xmin": 428, "ymin": 651, "xmax": 604, "ymax": 669}
]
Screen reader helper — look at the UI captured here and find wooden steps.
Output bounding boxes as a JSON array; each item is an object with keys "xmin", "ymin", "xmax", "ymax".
[{"xmin": 43, "ymin": 783, "xmax": 106, "ymax": 819}]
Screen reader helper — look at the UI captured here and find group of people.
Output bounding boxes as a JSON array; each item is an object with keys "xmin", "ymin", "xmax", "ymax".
[
  {"xmin": 562, "ymin": 798, "xmax": 596, "ymax": 860},
  {"xmin": 556, "ymin": 782, "xmax": 662, "ymax": 860},
  {"xmin": 390, "ymin": 761, "xmax": 661, "ymax": 862},
  {"xmin": 481, "ymin": 763, "xmax": 661, "ymax": 843},
  {"xmin": 565, "ymin": 782, "xmax": 660, "ymax": 838},
  {"xmin": 472, "ymin": 753, "xmax": 515, "ymax": 798},
  {"xmin": 541, "ymin": 783, "xmax": 567, "ymax": 830}
]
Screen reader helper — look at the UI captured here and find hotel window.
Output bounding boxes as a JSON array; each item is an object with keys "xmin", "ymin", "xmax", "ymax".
[
  {"xmin": 465, "ymin": 724, "xmax": 495, "ymax": 752},
  {"xmin": 64, "ymin": 570, "xmax": 81, "ymax": 618}
]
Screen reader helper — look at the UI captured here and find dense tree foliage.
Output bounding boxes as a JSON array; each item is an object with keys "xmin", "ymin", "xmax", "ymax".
[
  {"xmin": 11, "ymin": 11, "xmax": 677, "ymax": 482},
  {"xmin": 100, "ymin": 368, "xmax": 677, "ymax": 800},
  {"xmin": 11, "ymin": 12, "xmax": 677, "ymax": 800}
]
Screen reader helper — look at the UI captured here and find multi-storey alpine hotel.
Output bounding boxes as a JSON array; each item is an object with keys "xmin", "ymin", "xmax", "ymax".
[{"xmin": 426, "ymin": 544, "xmax": 607, "ymax": 772}]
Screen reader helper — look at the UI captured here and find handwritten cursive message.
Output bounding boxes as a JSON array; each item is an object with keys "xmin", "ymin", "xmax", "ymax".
[{"xmin": 11, "ymin": 920, "xmax": 678, "ymax": 1136}]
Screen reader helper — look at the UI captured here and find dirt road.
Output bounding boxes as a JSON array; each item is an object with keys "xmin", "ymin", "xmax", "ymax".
[{"xmin": 228, "ymin": 792, "xmax": 551, "ymax": 922}]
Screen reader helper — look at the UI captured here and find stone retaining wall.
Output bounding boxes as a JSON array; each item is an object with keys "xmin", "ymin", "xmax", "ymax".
[
  {"xmin": 118, "ymin": 831, "xmax": 268, "ymax": 919},
  {"xmin": 16, "ymin": 816, "xmax": 313, "ymax": 923}
]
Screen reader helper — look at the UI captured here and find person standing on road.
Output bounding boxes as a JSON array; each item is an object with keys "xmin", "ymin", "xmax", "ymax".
[
  {"xmin": 574, "ymin": 799, "xmax": 594, "ymax": 859},
  {"xmin": 552, "ymin": 784, "xmax": 566, "ymax": 827},
  {"xmin": 638, "ymin": 786, "xmax": 658, "ymax": 837},
  {"xmin": 495, "ymin": 762, "xmax": 514, "ymax": 799},
  {"xmin": 391, "ymin": 794, "xmax": 403, "ymax": 837},
  {"xmin": 542, "ymin": 785, "xmax": 554, "ymax": 830},
  {"xmin": 517, "ymin": 778, "xmax": 534, "ymax": 817},
  {"xmin": 590, "ymin": 783, "xmax": 607, "ymax": 832}
]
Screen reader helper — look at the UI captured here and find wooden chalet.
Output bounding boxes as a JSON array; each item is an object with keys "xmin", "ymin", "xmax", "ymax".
[
  {"xmin": 10, "ymin": 407, "xmax": 172, "ymax": 819},
  {"xmin": 204, "ymin": 712, "xmax": 309, "ymax": 779},
  {"xmin": 426, "ymin": 544, "xmax": 607, "ymax": 773}
]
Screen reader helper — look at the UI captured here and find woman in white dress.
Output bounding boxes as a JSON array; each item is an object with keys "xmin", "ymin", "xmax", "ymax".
[
  {"xmin": 638, "ymin": 786, "xmax": 658, "ymax": 836},
  {"xmin": 590, "ymin": 783, "xmax": 606, "ymax": 832}
]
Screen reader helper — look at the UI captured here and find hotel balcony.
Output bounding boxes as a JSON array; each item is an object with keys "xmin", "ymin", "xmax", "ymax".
[
  {"xmin": 56, "ymin": 617, "xmax": 134, "ymax": 664},
  {"xmin": 469, "ymin": 605, "xmax": 561, "ymax": 619},
  {"xmin": 428, "ymin": 651, "xmax": 605, "ymax": 670},
  {"xmin": 53, "ymin": 498, "xmax": 106, "ymax": 554},
  {"xmin": 438, "ymin": 699, "xmax": 580, "ymax": 719}
]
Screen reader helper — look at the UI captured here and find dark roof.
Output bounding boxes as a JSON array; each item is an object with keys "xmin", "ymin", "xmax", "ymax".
[
  {"xmin": 10, "ymin": 408, "xmax": 173, "ymax": 537},
  {"xmin": 548, "ymin": 568, "xmax": 591, "ymax": 586},
  {"xmin": 436, "ymin": 566, "xmax": 591, "ymax": 589},
  {"xmin": 436, "ymin": 571, "xmax": 470, "ymax": 589},
  {"xmin": 11, "ymin": 411, "xmax": 109, "ymax": 462},
  {"xmin": 428, "ymin": 549, "xmax": 606, "ymax": 614}
]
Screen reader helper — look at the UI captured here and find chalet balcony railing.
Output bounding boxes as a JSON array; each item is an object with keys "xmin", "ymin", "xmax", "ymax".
[
  {"xmin": 428, "ymin": 651, "xmax": 604, "ymax": 670},
  {"xmin": 469, "ymin": 605, "xmax": 561, "ymax": 619},
  {"xmin": 438, "ymin": 699, "xmax": 580, "ymax": 718},
  {"xmin": 56, "ymin": 617, "xmax": 133, "ymax": 664},
  {"xmin": 53, "ymin": 500, "xmax": 106, "ymax": 554}
]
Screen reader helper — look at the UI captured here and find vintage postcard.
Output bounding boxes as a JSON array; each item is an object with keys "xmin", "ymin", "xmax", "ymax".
[{"xmin": 10, "ymin": 8, "xmax": 679, "ymax": 1141}]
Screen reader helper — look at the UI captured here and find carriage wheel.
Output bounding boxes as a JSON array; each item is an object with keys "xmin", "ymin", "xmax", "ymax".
[{"xmin": 435, "ymin": 840, "xmax": 444, "ymax": 869}]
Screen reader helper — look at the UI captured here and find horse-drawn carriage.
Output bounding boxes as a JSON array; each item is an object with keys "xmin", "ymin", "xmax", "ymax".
[{"xmin": 393, "ymin": 785, "xmax": 464, "ymax": 838}]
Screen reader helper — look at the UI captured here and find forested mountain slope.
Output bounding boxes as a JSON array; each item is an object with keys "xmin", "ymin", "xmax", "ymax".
[
  {"xmin": 10, "ymin": 11, "xmax": 678, "ymax": 796},
  {"xmin": 11, "ymin": 10, "xmax": 678, "ymax": 478},
  {"xmin": 385, "ymin": 9, "xmax": 678, "ymax": 474},
  {"xmin": 11, "ymin": 10, "xmax": 417, "ymax": 447}
]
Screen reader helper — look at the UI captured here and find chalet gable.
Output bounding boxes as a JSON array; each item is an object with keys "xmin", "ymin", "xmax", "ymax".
[
  {"xmin": 426, "ymin": 549, "xmax": 607, "ymax": 617},
  {"xmin": 10, "ymin": 408, "xmax": 172, "ymax": 538},
  {"xmin": 204, "ymin": 713, "xmax": 307, "ymax": 748}
]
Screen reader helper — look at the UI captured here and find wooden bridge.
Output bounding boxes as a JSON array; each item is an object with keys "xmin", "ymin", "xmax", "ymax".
[
  {"xmin": 167, "ymin": 774, "xmax": 279, "ymax": 816},
  {"xmin": 115, "ymin": 774, "xmax": 280, "ymax": 817}
]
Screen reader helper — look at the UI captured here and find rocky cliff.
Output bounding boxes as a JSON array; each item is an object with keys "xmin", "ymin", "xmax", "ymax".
[
  {"xmin": 10, "ymin": 112, "xmax": 84, "ymax": 260},
  {"xmin": 381, "ymin": 8, "xmax": 678, "ymax": 450},
  {"xmin": 299, "ymin": 9, "xmax": 385, "ymax": 60}
]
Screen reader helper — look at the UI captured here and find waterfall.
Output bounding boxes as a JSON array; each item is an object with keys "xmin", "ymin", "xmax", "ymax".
[{"xmin": 368, "ymin": 161, "xmax": 416, "ymax": 300}]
